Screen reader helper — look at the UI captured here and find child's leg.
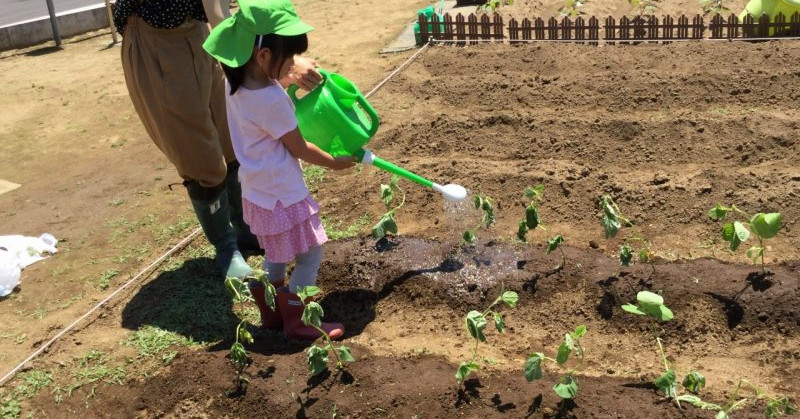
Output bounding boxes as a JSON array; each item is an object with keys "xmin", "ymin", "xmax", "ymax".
[
  {"xmin": 264, "ymin": 261, "xmax": 287, "ymax": 286},
  {"xmin": 287, "ymin": 245, "xmax": 323, "ymax": 293}
]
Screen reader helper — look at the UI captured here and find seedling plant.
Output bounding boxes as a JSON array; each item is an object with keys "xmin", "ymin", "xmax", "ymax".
[
  {"xmin": 516, "ymin": 185, "xmax": 566, "ymax": 269},
  {"xmin": 699, "ymin": 0, "xmax": 731, "ymax": 15},
  {"xmin": 708, "ymin": 204, "xmax": 782, "ymax": 273},
  {"xmin": 678, "ymin": 378, "xmax": 796, "ymax": 418},
  {"xmin": 622, "ymin": 291, "xmax": 706, "ymax": 407},
  {"xmin": 224, "ymin": 270, "xmax": 276, "ymax": 393},
  {"xmin": 456, "ymin": 289, "xmax": 519, "ymax": 386},
  {"xmin": 477, "ymin": 0, "xmax": 513, "ymax": 13},
  {"xmin": 462, "ymin": 194, "xmax": 495, "ymax": 245},
  {"xmin": 559, "ymin": 0, "xmax": 588, "ymax": 17},
  {"xmin": 600, "ymin": 195, "xmax": 655, "ymax": 275},
  {"xmin": 629, "ymin": 0, "xmax": 660, "ymax": 16},
  {"xmin": 372, "ymin": 175, "xmax": 405, "ymax": 239},
  {"xmin": 524, "ymin": 325, "xmax": 587, "ymax": 399},
  {"xmin": 297, "ymin": 286, "xmax": 355, "ymax": 376}
]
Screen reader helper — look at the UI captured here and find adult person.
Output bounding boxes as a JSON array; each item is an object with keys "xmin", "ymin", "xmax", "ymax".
[{"xmin": 112, "ymin": 0, "xmax": 322, "ymax": 279}]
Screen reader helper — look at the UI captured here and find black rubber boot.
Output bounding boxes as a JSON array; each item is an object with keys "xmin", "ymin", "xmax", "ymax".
[
  {"xmin": 185, "ymin": 180, "xmax": 252, "ymax": 279},
  {"xmin": 224, "ymin": 161, "xmax": 262, "ymax": 255}
]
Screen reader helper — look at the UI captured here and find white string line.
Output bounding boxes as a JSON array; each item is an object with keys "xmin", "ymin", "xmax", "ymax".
[
  {"xmin": 428, "ymin": 36, "xmax": 800, "ymax": 43},
  {"xmin": 0, "ymin": 45, "xmax": 434, "ymax": 388},
  {"xmin": 0, "ymin": 227, "xmax": 202, "ymax": 387},
  {"xmin": 364, "ymin": 41, "xmax": 431, "ymax": 99}
]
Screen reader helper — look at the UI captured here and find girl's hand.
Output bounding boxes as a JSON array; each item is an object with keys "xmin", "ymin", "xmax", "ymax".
[
  {"xmin": 330, "ymin": 155, "xmax": 357, "ymax": 171},
  {"xmin": 280, "ymin": 56, "xmax": 321, "ymax": 90}
]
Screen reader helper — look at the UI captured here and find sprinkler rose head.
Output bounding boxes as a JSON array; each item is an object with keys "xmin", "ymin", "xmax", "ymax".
[{"xmin": 434, "ymin": 183, "xmax": 468, "ymax": 202}]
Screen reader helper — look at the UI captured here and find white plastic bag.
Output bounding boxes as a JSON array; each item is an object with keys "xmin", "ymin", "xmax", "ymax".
[{"xmin": 0, "ymin": 249, "xmax": 21, "ymax": 297}]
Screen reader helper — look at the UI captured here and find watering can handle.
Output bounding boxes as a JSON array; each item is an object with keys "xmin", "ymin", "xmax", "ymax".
[
  {"xmin": 355, "ymin": 93, "xmax": 380, "ymax": 138},
  {"xmin": 287, "ymin": 68, "xmax": 330, "ymax": 104}
]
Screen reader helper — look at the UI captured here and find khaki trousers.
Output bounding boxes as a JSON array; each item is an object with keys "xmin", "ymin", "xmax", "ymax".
[{"xmin": 121, "ymin": 16, "xmax": 235, "ymax": 187}]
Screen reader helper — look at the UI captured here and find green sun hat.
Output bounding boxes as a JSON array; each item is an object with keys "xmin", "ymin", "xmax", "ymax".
[{"xmin": 203, "ymin": 0, "xmax": 314, "ymax": 67}]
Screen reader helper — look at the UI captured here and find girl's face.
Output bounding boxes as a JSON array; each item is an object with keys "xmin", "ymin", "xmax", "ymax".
[{"xmin": 254, "ymin": 48, "xmax": 295, "ymax": 81}]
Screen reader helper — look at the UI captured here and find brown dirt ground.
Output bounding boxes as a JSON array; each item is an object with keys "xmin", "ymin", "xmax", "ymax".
[{"xmin": 2, "ymin": 0, "xmax": 800, "ymax": 418}]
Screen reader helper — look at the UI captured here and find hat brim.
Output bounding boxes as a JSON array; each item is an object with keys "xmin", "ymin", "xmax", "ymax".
[
  {"xmin": 203, "ymin": 17, "xmax": 257, "ymax": 68},
  {"xmin": 274, "ymin": 20, "xmax": 314, "ymax": 36}
]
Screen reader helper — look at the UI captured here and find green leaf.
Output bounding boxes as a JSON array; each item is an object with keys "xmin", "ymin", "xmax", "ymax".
[
  {"xmin": 556, "ymin": 341, "xmax": 571, "ymax": 365},
  {"xmin": 765, "ymin": 397, "xmax": 797, "ymax": 418},
  {"xmin": 523, "ymin": 353, "xmax": 544, "ymax": 381},
  {"xmin": 456, "ymin": 361, "xmax": 480, "ymax": 382},
  {"xmin": 621, "ymin": 303, "xmax": 645, "ymax": 315},
  {"xmin": 746, "ymin": 246, "xmax": 764, "ymax": 264},
  {"xmin": 682, "ymin": 371, "xmax": 706, "ymax": 394},
  {"xmin": 524, "ymin": 185, "xmax": 544, "ymax": 200},
  {"xmin": 636, "ymin": 290, "xmax": 664, "ymax": 307},
  {"xmin": 602, "ymin": 216, "xmax": 621, "ymax": 239},
  {"xmin": 371, "ymin": 222, "xmax": 385, "ymax": 239},
  {"xmin": 517, "ymin": 220, "xmax": 528, "ymax": 242},
  {"xmin": 750, "ymin": 212, "xmax": 781, "ymax": 239},
  {"xmin": 715, "ymin": 411, "xmax": 730, "ymax": 419},
  {"xmin": 302, "ymin": 302, "xmax": 324, "ymax": 329},
  {"xmin": 462, "ymin": 230, "xmax": 475, "ymax": 244},
  {"xmin": 474, "ymin": 195, "xmax": 483, "ymax": 210},
  {"xmin": 225, "ymin": 277, "xmax": 244, "ymax": 301},
  {"xmin": 307, "ymin": 345, "xmax": 329, "ymax": 376},
  {"xmin": 654, "ymin": 370, "xmax": 677, "ymax": 398},
  {"xmin": 676, "ymin": 394, "xmax": 723, "ymax": 411},
  {"xmin": 230, "ymin": 342, "xmax": 248, "ymax": 369},
  {"xmin": 620, "ymin": 244, "xmax": 634, "ymax": 266},
  {"xmin": 546, "ymin": 235, "xmax": 564, "ymax": 254},
  {"xmin": 337, "ymin": 346, "xmax": 355, "ymax": 363},
  {"xmin": 500, "ymin": 291, "xmax": 519, "ymax": 308},
  {"xmin": 371, "ymin": 213, "xmax": 397, "ymax": 239},
  {"xmin": 525, "ymin": 205, "xmax": 540, "ymax": 229},
  {"xmin": 573, "ymin": 325, "xmax": 587, "ymax": 338},
  {"xmin": 297, "ymin": 286, "xmax": 320, "ymax": 301},
  {"xmin": 733, "ymin": 221, "xmax": 750, "ymax": 242},
  {"xmin": 553, "ymin": 375, "xmax": 578, "ymax": 399},
  {"xmin": 380, "ymin": 184, "xmax": 393, "ymax": 207},
  {"xmin": 493, "ymin": 313, "xmax": 506, "ymax": 333},
  {"xmin": 465, "ymin": 311, "xmax": 487, "ymax": 342},
  {"xmin": 564, "ymin": 333, "xmax": 575, "ymax": 350},
  {"xmin": 238, "ymin": 326, "xmax": 254, "ymax": 345},
  {"xmin": 708, "ymin": 204, "xmax": 729, "ymax": 221},
  {"xmin": 721, "ymin": 223, "xmax": 735, "ymax": 241}
]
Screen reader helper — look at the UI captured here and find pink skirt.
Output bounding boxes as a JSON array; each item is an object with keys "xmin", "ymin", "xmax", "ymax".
[{"xmin": 242, "ymin": 196, "xmax": 328, "ymax": 264}]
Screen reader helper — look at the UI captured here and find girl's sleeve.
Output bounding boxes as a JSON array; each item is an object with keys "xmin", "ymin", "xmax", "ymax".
[{"xmin": 253, "ymin": 89, "xmax": 299, "ymax": 141}]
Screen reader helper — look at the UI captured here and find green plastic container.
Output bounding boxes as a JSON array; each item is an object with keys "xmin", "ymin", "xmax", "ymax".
[
  {"xmin": 414, "ymin": 5, "xmax": 445, "ymax": 45},
  {"xmin": 288, "ymin": 69, "xmax": 379, "ymax": 158},
  {"xmin": 739, "ymin": 0, "xmax": 800, "ymax": 27}
]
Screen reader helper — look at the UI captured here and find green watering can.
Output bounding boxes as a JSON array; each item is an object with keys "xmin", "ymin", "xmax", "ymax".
[{"xmin": 288, "ymin": 69, "xmax": 467, "ymax": 202}]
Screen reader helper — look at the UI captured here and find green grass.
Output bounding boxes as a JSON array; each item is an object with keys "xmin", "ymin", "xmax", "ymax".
[
  {"xmin": 303, "ymin": 165, "xmax": 327, "ymax": 194},
  {"xmin": 123, "ymin": 325, "xmax": 198, "ymax": 360},
  {"xmin": 97, "ymin": 269, "xmax": 119, "ymax": 290},
  {"xmin": 322, "ymin": 213, "xmax": 371, "ymax": 240},
  {"xmin": 0, "ymin": 369, "xmax": 53, "ymax": 418}
]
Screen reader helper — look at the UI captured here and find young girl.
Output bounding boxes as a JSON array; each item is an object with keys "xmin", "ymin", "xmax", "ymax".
[{"xmin": 203, "ymin": 0, "xmax": 355, "ymax": 340}]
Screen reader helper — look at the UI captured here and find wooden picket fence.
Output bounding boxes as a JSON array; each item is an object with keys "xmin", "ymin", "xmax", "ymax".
[{"xmin": 417, "ymin": 12, "xmax": 800, "ymax": 44}]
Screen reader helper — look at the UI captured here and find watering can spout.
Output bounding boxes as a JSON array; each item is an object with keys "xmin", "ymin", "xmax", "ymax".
[{"xmin": 360, "ymin": 149, "xmax": 467, "ymax": 202}]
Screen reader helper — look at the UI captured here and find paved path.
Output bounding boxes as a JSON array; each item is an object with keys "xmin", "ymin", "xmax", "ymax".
[{"xmin": 0, "ymin": 0, "xmax": 103, "ymax": 28}]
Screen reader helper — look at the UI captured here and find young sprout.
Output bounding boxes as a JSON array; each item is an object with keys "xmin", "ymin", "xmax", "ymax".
[
  {"xmin": 600, "ymin": 195, "xmax": 655, "ymax": 275},
  {"xmin": 297, "ymin": 286, "xmax": 354, "ymax": 376},
  {"xmin": 517, "ymin": 185, "xmax": 566, "ymax": 269},
  {"xmin": 462, "ymin": 194, "xmax": 495, "ymax": 245},
  {"xmin": 678, "ymin": 378, "xmax": 797, "ymax": 419},
  {"xmin": 456, "ymin": 290, "xmax": 518, "ymax": 386},
  {"xmin": 622, "ymin": 291, "xmax": 707, "ymax": 407},
  {"xmin": 372, "ymin": 175, "xmax": 405, "ymax": 240},
  {"xmin": 524, "ymin": 325, "xmax": 587, "ymax": 399},
  {"xmin": 224, "ymin": 270, "xmax": 276, "ymax": 393},
  {"xmin": 708, "ymin": 204, "xmax": 782, "ymax": 273}
]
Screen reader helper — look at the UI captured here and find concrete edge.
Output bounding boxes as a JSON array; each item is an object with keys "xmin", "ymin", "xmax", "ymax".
[{"xmin": 1, "ymin": 4, "xmax": 112, "ymax": 52}]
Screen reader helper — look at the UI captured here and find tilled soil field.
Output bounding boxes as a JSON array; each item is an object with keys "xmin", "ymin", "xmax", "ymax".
[{"xmin": 21, "ymin": 39, "xmax": 800, "ymax": 417}]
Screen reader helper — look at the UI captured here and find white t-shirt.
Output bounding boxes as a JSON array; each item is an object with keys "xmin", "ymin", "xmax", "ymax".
[{"xmin": 225, "ymin": 81, "xmax": 309, "ymax": 210}]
